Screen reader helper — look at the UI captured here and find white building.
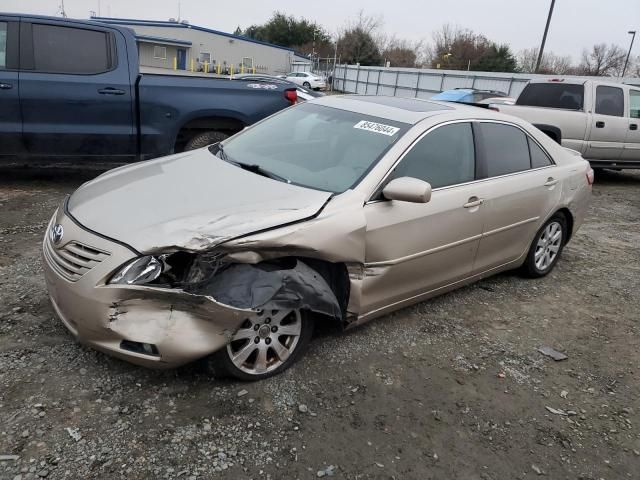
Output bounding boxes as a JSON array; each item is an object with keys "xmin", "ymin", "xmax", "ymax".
[{"xmin": 92, "ymin": 16, "xmax": 308, "ymax": 75}]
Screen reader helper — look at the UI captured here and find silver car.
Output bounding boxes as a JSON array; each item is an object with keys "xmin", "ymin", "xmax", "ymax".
[{"xmin": 43, "ymin": 96, "xmax": 593, "ymax": 380}]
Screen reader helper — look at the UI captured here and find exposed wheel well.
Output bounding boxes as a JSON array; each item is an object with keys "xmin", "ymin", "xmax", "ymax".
[
  {"xmin": 296, "ymin": 257, "xmax": 350, "ymax": 322},
  {"xmin": 555, "ymin": 208, "xmax": 574, "ymax": 244},
  {"xmin": 175, "ymin": 117, "xmax": 245, "ymax": 152}
]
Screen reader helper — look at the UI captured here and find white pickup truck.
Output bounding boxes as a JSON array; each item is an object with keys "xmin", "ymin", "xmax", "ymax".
[{"xmin": 494, "ymin": 79, "xmax": 640, "ymax": 169}]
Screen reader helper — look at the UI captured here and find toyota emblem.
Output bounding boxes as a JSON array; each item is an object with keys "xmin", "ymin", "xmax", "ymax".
[{"xmin": 50, "ymin": 224, "xmax": 64, "ymax": 245}]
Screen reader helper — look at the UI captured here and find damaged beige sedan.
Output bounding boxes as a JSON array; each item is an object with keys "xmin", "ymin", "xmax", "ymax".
[{"xmin": 43, "ymin": 96, "xmax": 593, "ymax": 380}]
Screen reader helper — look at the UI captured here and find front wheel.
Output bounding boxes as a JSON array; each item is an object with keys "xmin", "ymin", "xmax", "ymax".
[
  {"xmin": 208, "ymin": 309, "xmax": 314, "ymax": 381},
  {"xmin": 522, "ymin": 214, "xmax": 567, "ymax": 278}
]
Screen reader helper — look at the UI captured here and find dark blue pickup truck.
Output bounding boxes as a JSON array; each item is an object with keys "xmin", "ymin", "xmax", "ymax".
[{"xmin": 0, "ymin": 14, "xmax": 297, "ymax": 162}]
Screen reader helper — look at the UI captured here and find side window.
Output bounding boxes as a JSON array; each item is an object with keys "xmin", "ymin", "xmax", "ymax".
[
  {"xmin": 389, "ymin": 123, "xmax": 475, "ymax": 189},
  {"xmin": 32, "ymin": 24, "xmax": 112, "ymax": 74},
  {"xmin": 0, "ymin": 22, "xmax": 6, "ymax": 69},
  {"xmin": 595, "ymin": 86, "xmax": 624, "ymax": 117},
  {"xmin": 528, "ymin": 137, "xmax": 553, "ymax": 168},
  {"xmin": 153, "ymin": 46, "xmax": 167, "ymax": 59},
  {"xmin": 629, "ymin": 90, "xmax": 640, "ymax": 119},
  {"xmin": 479, "ymin": 123, "xmax": 530, "ymax": 177}
]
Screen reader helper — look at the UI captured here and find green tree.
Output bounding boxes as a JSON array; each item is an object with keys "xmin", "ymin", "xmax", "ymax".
[
  {"xmin": 243, "ymin": 12, "xmax": 331, "ymax": 51},
  {"xmin": 338, "ymin": 28, "xmax": 382, "ymax": 66},
  {"xmin": 233, "ymin": 26, "xmax": 242, "ymax": 36}
]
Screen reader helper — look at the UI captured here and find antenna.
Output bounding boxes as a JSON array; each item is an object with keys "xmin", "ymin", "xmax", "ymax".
[{"xmin": 177, "ymin": 1, "xmax": 181, "ymax": 22}]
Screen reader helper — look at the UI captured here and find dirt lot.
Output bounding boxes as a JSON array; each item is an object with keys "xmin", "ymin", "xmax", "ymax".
[{"xmin": 0, "ymin": 167, "xmax": 639, "ymax": 480}]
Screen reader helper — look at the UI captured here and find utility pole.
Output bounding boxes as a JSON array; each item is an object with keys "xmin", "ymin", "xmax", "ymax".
[
  {"xmin": 535, "ymin": 0, "xmax": 555, "ymax": 73},
  {"xmin": 59, "ymin": 0, "xmax": 67, "ymax": 17},
  {"xmin": 622, "ymin": 30, "xmax": 636, "ymax": 78}
]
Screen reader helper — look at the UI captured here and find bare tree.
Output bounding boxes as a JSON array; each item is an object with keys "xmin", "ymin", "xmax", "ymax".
[
  {"xmin": 518, "ymin": 47, "xmax": 573, "ymax": 74},
  {"xmin": 378, "ymin": 36, "xmax": 423, "ymax": 67},
  {"xmin": 578, "ymin": 43, "xmax": 626, "ymax": 76}
]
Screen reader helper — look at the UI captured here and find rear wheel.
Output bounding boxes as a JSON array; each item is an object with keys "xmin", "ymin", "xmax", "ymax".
[
  {"xmin": 303, "ymin": 81, "xmax": 311, "ymax": 88},
  {"xmin": 522, "ymin": 213, "xmax": 567, "ymax": 278},
  {"xmin": 208, "ymin": 309, "xmax": 314, "ymax": 381},
  {"xmin": 184, "ymin": 130, "xmax": 229, "ymax": 151}
]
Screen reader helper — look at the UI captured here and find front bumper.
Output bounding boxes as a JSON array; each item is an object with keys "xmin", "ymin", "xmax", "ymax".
[{"xmin": 43, "ymin": 206, "xmax": 252, "ymax": 368}]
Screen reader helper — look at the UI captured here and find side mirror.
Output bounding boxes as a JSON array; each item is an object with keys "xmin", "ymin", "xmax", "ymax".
[{"xmin": 382, "ymin": 177, "xmax": 432, "ymax": 203}]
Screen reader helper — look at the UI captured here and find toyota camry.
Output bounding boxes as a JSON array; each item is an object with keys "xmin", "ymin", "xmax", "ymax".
[{"xmin": 43, "ymin": 95, "xmax": 593, "ymax": 380}]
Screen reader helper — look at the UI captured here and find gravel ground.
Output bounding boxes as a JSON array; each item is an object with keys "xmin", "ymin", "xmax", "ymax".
[{"xmin": 1, "ymin": 167, "xmax": 639, "ymax": 480}]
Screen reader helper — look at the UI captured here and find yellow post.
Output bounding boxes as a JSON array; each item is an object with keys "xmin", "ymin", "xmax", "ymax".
[
  {"xmin": 252, "ymin": 66, "xmax": 256, "ymax": 74},
  {"xmin": 230, "ymin": 64, "xmax": 234, "ymax": 76},
  {"xmin": 240, "ymin": 65, "xmax": 244, "ymax": 74},
  {"xmin": 217, "ymin": 64, "xmax": 221, "ymax": 74},
  {"xmin": 190, "ymin": 58, "xmax": 195, "ymax": 72},
  {"xmin": 204, "ymin": 61, "xmax": 209, "ymax": 73},
  {"xmin": 173, "ymin": 57, "xmax": 177, "ymax": 70}
]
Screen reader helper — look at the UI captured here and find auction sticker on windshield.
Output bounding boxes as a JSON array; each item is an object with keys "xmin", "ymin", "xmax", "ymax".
[{"xmin": 353, "ymin": 120, "xmax": 400, "ymax": 136}]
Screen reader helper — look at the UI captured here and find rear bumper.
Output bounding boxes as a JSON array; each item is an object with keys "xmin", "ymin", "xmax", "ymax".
[{"xmin": 43, "ymin": 207, "xmax": 252, "ymax": 368}]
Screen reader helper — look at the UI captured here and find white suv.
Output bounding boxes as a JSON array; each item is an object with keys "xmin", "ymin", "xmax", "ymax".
[{"xmin": 282, "ymin": 72, "xmax": 326, "ymax": 90}]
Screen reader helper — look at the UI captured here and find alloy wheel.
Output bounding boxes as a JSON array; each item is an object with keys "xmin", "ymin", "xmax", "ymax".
[
  {"xmin": 534, "ymin": 221, "xmax": 563, "ymax": 271},
  {"xmin": 227, "ymin": 309, "xmax": 302, "ymax": 375}
]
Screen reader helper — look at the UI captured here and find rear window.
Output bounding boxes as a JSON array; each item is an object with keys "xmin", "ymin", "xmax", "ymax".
[{"xmin": 516, "ymin": 83, "xmax": 584, "ymax": 110}]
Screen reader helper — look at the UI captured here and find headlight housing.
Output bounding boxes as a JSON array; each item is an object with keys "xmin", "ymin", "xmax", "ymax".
[{"xmin": 109, "ymin": 256, "xmax": 163, "ymax": 285}]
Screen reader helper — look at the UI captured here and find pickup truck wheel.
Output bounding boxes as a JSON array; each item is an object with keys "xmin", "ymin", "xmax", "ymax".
[
  {"xmin": 206, "ymin": 309, "xmax": 315, "ymax": 381},
  {"xmin": 184, "ymin": 131, "xmax": 229, "ymax": 151}
]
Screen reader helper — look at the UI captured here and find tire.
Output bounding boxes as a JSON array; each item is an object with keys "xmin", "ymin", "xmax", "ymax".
[
  {"xmin": 184, "ymin": 130, "xmax": 229, "ymax": 151},
  {"xmin": 303, "ymin": 81, "xmax": 311, "ymax": 88},
  {"xmin": 522, "ymin": 213, "xmax": 567, "ymax": 278},
  {"xmin": 207, "ymin": 309, "xmax": 315, "ymax": 381}
]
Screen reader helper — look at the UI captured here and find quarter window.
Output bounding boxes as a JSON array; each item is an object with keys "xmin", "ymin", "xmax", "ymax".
[
  {"xmin": 629, "ymin": 90, "xmax": 640, "ymax": 119},
  {"xmin": 479, "ymin": 123, "xmax": 531, "ymax": 177},
  {"xmin": 32, "ymin": 24, "xmax": 112, "ymax": 74},
  {"xmin": 528, "ymin": 137, "xmax": 552, "ymax": 168},
  {"xmin": 595, "ymin": 86, "xmax": 624, "ymax": 117},
  {"xmin": 0, "ymin": 22, "xmax": 6, "ymax": 68},
  {"xmin": 389, "ymin": 123, "xmax": 475, "ymax": 189}
]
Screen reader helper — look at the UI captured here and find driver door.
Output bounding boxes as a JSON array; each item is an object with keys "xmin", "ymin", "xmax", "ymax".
[{"xmin": 361, "ymin": 122, "xmax": 485, "ymax": 315}]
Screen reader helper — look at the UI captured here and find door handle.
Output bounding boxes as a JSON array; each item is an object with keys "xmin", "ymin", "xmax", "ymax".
[
  {"xmin": 631, "ymin": 124, "xmax": 638, "ymax": 131},
  {"xmin": 544, "ymin": 177, "xmax": 558, "ymax": 187},
  {"xmin": 98, "ymin": 87, "xmax": 125, "ymax": 95},
  {"xmin": 463, "ymin": 197, "xmax": 484, "ymax": 208},
  {"xmin": 0, "ymin": 83, "xmax": 13, "ymax": 90},
  {"xmin": 595, "ymin": 121, "xmax": 605, "ymax": 128}
]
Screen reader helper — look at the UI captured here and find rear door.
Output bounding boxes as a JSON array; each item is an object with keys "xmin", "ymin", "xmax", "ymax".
[
  {"xmin": 472, "ymin": 121, "xmax": 560, "ymax": 274},
  {"xmin": 585, "ymin": 84, "xmax": 627, "ymax": 160},
  {"xmin": 621, "ymin": 88, "xmax": 640, "ymax": 161},
  {"xmin": 0, "ymin": 18, "xmax": 23, "ymax": 157},
  {"xmin": 19, "ymin": 19, "xmax": 135, "ymax": 159}
]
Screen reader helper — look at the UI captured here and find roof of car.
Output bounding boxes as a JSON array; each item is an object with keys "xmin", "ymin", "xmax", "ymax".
[{"xmin": 311, "ymin": 95, "xmax": 486, "ymax": 125}]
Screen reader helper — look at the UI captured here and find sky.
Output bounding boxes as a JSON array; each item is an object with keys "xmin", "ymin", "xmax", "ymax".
[{"xmin": 2, "ymin": 0, "xmax": 639, "ymax": 61}]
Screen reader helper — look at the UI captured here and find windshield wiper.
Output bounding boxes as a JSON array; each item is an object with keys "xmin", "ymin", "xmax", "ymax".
[
  {"xmin": 214, "ymin": 143, "xmax": 290, "ymax": 183},
  {"xmin": 234, "ymin": 162, "xmax": 291, "ymax": 183}
]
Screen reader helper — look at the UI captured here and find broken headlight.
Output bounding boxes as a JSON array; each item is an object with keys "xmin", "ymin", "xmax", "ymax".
[{"xmin": 109, "ymin": 256, "xmax": 163, "ymax": 285}]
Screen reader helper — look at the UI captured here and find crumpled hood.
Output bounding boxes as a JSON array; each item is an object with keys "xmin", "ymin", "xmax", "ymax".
[{"xmin": 67, "ymin": 149, "xmax": 333, "ymax": 253}]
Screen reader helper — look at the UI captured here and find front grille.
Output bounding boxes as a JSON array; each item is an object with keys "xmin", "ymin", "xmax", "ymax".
[{"xmin": 44, "ymin": 237, "xmax": 110, "ymax": 282}]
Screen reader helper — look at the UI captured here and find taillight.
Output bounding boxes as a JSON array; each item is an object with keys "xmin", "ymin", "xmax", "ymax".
[
  {"xmin": 284, "ymin": 89, "xmax": 297, "ymax": 105},
  {"xmin": 586, "ymin": 167, "xmax": 594, "ymax": 185}
]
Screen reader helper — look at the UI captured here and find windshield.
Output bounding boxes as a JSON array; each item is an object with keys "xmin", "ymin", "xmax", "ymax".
[{"xmin": 211, "ymin": 103, "xmax": 409, "ymax": 193}]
